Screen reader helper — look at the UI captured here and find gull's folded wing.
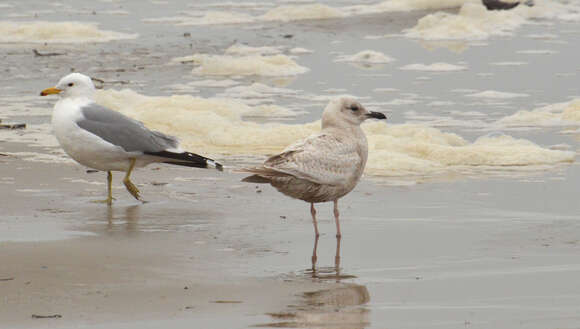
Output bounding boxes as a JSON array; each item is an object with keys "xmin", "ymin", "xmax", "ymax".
[
  {"xmin": 262, "ymin": 133, "xmax": 363, "ymax": 186},
  {"xmin": 77, "ymin": 103, "xmax": 178, "ymax": 153}
]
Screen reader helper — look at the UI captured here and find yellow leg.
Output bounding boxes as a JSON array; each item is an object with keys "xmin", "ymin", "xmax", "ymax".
[
  {"xmin": 91, "ymin": 171, "xmax": 115, "ymax": 205},
  {"xmin": 106, "ymin": 171, "xmax": 113, "ymax": 205},
  {"xmin": 123, "ymin": 158, "xmax": 141, "ymax": 201}
]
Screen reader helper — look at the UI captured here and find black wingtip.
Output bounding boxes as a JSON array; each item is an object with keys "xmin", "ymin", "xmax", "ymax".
[{"xmin": 146, "ymin": 150, "xmax": 223, "ymax": 172}]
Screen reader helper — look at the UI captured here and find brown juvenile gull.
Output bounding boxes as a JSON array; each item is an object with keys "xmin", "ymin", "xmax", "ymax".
[
  {"xmin": 40, "ymin": 72, "xmax": 223, "ymax": 205},
  {"xmin": 242, "ymin": 97, "xmax": 386, "ymax": 238}
]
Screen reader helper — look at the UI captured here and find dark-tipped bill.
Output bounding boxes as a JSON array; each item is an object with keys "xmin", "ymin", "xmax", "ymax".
[
  {"xmin": 40, "ymin": 87, "xmax": 61, "ymax": 96},
  {"xmin": 366, "ymin": 111, "xmax": 387, "ymax": 120}
]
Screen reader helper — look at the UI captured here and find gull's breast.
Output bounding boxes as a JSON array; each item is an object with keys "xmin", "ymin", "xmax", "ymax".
[{"xmin": 51, "ymin": 99, "xmax": 132, "ymax": 171}]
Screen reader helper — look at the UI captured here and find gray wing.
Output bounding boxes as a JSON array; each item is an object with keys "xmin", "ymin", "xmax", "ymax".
[
  {"xmin": 262, "ymin": 133, "xmax": 363, "ymax": 186},
  {"xmin": 77, "ymin": 103, "xmax": 178, "ymax": 153}
]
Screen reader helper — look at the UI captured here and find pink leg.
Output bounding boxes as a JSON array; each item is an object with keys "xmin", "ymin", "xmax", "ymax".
[
  {"xmin": 310, "ymin": 203, "xmax": 320, "ymax": 238},
  {"xmin": 335, "ymin": 233, "xmax": 341, "ymax": 273},
  {"xmin": 333, "ymin": 200, "xmax": 342, "ymax": 270},
  {"xmin": 311, "ymin": 234, "xmax": 319, "ymax": 272},
  {"xmin": 333, "ymin": 200, "xmax": 341, "ymax": 238},
  {"xmin": 310, "ymin": 203, "xmax": 320, "ymax": 270}
]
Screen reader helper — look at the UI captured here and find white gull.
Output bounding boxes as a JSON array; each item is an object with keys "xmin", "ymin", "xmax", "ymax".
[{"xmin": 41, "ymin": 73, "xmax": 222, "ymax": 205}]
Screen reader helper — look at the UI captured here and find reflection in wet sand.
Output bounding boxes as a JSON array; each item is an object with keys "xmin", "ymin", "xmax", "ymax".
[
  {"xmin": 255, "ymin": 233, "xmax": 369, "ymax": 328},
  {"xmin": 106, "ymin": 205, "xmax": 141, "ymax": 234},
  {"xmin": 258, "ymin": 283, "xmax": 370, "ymax": 328},
  {"xmin": 308, "ymin": 236, "xmax": 356, "ymax": 281}
]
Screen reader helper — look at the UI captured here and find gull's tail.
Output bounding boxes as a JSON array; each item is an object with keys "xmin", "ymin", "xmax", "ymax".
[
  {"xmin": 238, "ymin": 167, "xmax": 289, "ymax": 183},
  {"xmin": 241, "ymin": 174, "xmax": 272, "ymax": 184},
  {"xmin": 145, "ymin": 150, "xmax": 223, "ymax": 171}
]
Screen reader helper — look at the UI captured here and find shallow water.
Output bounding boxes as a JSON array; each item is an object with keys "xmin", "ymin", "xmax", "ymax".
[
  {"xmin": 2, "ymin": 0, "xmax": 580, "ymax": 182},
  {"xmin": 1, "ymin": 0, "xmax": 580, "ymax": 328}
]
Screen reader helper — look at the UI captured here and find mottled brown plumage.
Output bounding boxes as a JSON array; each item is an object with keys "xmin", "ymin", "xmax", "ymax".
[{"xmin": 242, "ymin": 97, "xmax": 386, "ymax": 238}]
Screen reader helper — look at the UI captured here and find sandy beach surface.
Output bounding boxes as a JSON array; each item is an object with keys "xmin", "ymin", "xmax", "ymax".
[
  {"xmin": 2, "ymin": 0, "xmax": 580, "ymax": 328},
  {"xmin": 2, "ymin": 141, "xmax": 580, "ymax": 329},
  {"xmin": 1, "ymin": 141, "xmax": 373, "ymax": 329}
]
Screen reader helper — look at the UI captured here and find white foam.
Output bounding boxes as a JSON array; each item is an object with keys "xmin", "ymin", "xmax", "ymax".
[
  {"xmin": 498, "ymin": 99, "xmax": 580, "ymax": 127},
  {"xmin": 260, "ymin": 4, "xmax": 345, "ymax": 21},
  {"xmin": 93, "ymin": 89, "xmax": 574, "ymax": 178},
  {"xmin": 385, "ymin": 99, "xmax": 421, "ymax": 106},
  {"xmin": 363, "ymin": 123, "xmax": 574, "ymax": 177},
  {"xmin": 289, "ymin": 47, "xmax": 314, "ymax": 54},
  {"xmin": 345, "ymin": 0, "xmax": 466, "ymax": 16},
  {"xmin": 225, "ymin": 44, "xmax": 283, "ymax": 56},
  {"xmin": 101, "ymin": 10, "xmax": 130, "ymax": 15},
  {"xmin": 323, "ymin": 88, "xmax": 348, "ymax": 93},
  {"xmin": 149, "ymin": 4, "xmax": 345, "ymax": 26},
  {"xmin": 181, "ymin": 54, "xmax": 309, "ymax": 77},
  {"xmin": 173, "ymin": 79, "xmax": 240, "ymax": 88},
  {"xmin": 400, "ymin": 63, "xmax": 467, "ymax": 72},
  {"xmin": 334, "ymin": 50, "xmax": 395, "ymax": 64},
  {"xmin": 516, "ymin": 49, "xmax": 559, "ymax": 55},
  {"xmin": 428, "ymin": 101, "xmax": 456, "ymax": 106},
  {"xmin": 145, "ymin": 0, "xmax": 579, "ymax": 31},
  {"xmin": 179, "ymin": 11, "xmax": 255, "ymax": 26},
  {"xmin": 142, "ymin": 16, "xmax": 189, "ymax": 24},
  {"xmin": 467, "ymin": 90, "xmax": 529, "ymax": 99},
  {"xmin": 490, "ymin": 61, "xmax": 528, "ymax": 66},
  {"xmin": 146, "ymin": 0, "xmax": 472, "ymax": 28},
  {"xmin": 0, "ymin": 21, "xmax": 137, "ymax": 43},
  {"xmin": 242, "ymin": 104, "xmax": 303, "ymax": 118},
  {"xmin": 188, "ymin": 2, "xmax": 274, "ymax": 9},
  {"xmin": 364, "ymin": 35, "xmax": 384, "ymax": 40},
  {"xmin": 373, "ymin": 88, "xmax": 399, "ymax": 93},
  {"xmin": 217, "ymin": 83, "xmax": 300, "ymax": 104},
  {"xmin": 408, "ymin": 0, "xmax": 580, "ymax": 41},
  {"xmin": 526, "ymin": 33, "xmax": 558, "ymax": 39},
  {"xmin": 452, "ymin": 88, "xmax": 478, "ymax": 93}
]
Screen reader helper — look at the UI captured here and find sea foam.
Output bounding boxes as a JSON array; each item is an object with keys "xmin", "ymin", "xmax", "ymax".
[
  {"xmin": 0, "ymin": 21, "xmax": 137, "ymax": 43},
  {"xmin": 93, "ymin": 89, "xmax": 575, "ymax": 179}
]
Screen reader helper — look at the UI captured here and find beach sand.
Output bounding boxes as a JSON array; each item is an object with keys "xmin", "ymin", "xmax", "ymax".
[{"xmin": 1, "ymin": 140, "xmax": 579, "ymax": 328}]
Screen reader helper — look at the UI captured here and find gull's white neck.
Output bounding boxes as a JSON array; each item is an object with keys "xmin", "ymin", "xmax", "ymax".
[
  {"xmin": 54, "ymin": 96, "xmax": 92, "ymax": 115},
  {"xmin": 52, "ymin": 96, "xmax": 93, "ymax": 136}
]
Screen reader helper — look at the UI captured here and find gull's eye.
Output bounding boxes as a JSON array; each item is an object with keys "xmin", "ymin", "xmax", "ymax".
[
  {"xmin": 67, "ymin": 82, "xmax": 74, "ymax": 87},
  {"xmin": 349, "ymin": 104, "xmax": 359, "ymax": 112}
]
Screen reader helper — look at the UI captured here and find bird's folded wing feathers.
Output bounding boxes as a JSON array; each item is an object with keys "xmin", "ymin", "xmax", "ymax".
[
  {"xmin": 263, "ymin": 133, "xmax": 362, "ymax": 186},
  {"xmin": 77, "ymin": 103, "xmax": 178, "ymax": 153}
]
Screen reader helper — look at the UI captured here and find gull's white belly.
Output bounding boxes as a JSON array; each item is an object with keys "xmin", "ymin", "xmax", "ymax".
[{"xmin": 52, "ymin": 99, "xmax": 141, "ymax": 171}]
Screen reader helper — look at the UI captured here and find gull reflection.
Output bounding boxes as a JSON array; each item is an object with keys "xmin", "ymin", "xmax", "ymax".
[
  {"xmin": 259, "ymin": 282, "xmax": 371, "ymax": 328},
  {"xmin": 105, "ymin": 204, "xmax": 141, "ymax": 234},
  {"xmin": 307, "ymin": 235, "xmax": 356, "ymax": 281}
]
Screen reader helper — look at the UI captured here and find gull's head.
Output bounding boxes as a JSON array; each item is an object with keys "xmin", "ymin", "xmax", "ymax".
[
  {"xmin": 40, "ymin": 73, "xmax": 96, "ymax": 99},
  {"xmin": 322, "ymin": 97, "xmax": 387, "ymax": 129}
]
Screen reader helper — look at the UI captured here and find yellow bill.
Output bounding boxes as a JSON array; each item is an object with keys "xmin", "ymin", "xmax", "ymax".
[{"xmin": 40, "ymin": 87, "xmax": 62, "ymax": 96}]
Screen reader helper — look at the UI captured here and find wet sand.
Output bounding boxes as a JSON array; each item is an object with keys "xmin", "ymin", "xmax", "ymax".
[
  {"xmin": 2, "ymin": 140, "xmax": 580, "ymax": 328},
  {"xmin": 1, "ymin": 142, "xmax": 371, "ymax": 329}
]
